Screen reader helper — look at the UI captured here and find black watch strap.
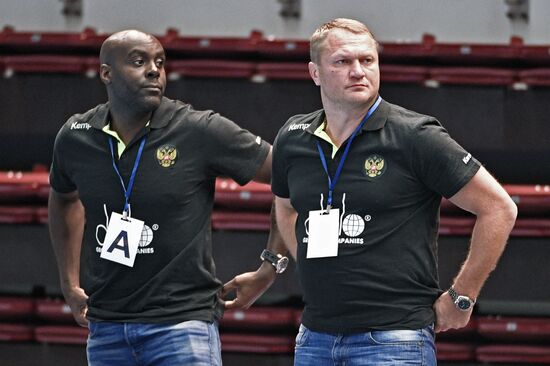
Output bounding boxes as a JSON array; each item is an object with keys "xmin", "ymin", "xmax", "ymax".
[{"xmin": 260, "ymin": 249, "xmax": 289, "ymax": 274}]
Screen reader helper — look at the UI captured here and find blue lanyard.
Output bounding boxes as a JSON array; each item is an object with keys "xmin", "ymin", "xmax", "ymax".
[
  {"xmin": 317, "ymin": 96, "xmax": 382, "ymax": 210},
  {"xmin": 108, "ymin": 136, "xmax": 147, "ymax": 218}
]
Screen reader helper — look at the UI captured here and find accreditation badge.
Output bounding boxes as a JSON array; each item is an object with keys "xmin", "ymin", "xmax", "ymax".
[
  {"xmin": 306, "ymin": 208, "xmax": 340, "ymax": 259},
  {"xmin": 100, "ymin": 212, "xmax": 144, "ymax": 267}
]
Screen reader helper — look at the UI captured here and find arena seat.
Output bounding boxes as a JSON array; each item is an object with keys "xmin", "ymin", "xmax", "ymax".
[
  {"xmin": 34, "ymin": 325, "xmax": 88, "ymax": 345},
  {"xmin": 518, "ymin": 68, "xmax": 550, "ymax": 87},
  {"xmin": 0, "ymin": 297, "xmax": 34, "ymax": 319},
  {"xmin": 438, "ymin": 217, "xmax": 475, "ymax": 236},
  {"xmin": 220, "ymin": 333, "xmax": 295, "ymax": 353},
  {"xmin": 211, "ymin": 211, "xmax": 270, "ymax": 231},
  {"xmin": 0, "ymin": 206, "xmax": 38, "ymax": 224},
  {"xmin": 521, "ymin": 45, "xmax": 550, "ymax": 65},
  {"xmin": 477, "ymin": 316, "xmax": 550, "ymax": 341},
  {"xmin": 377, "ymin": 34, "xmax": 435, "ymax": 63},
  {"xmin": 427, "ymin": 67, "xmax": 517, "ymax": 86},
  {"xmin": 476, "ymin": 344, "xmax": 550, "ymax": 364},
  {"xmin": 254, "ymin": 62, "xmax": 310, "ymax": 81},
  {"xmin": 380, "ymin": 65, "xmax": 429, "ymax": 84},
  {"xmin": 35, "ymin": 299, "xmax": 74, "ymax": 323},
  {"xmin": 221, "ymin": 307, "xmax": 298, "ymax": 330},
  {"xmin": 435, "ymin": 342, "xmax": 477, "ymax": 362},
  {"xmin": 3, "ymin": 55, "xmax": 86, "ymax": 75},
  {"xmin": 214, "ymin": 178, "xmax": 272, "ymax": 210},
  {"xmin": 36, "ymin": 207, "xmax": 48, "ymax": 224},
  {"xmin": 432, "ymin": 36, "xmax": 523, "ymax": 65},
  {"xmin": 0, "ymin": 323, "xmax": 35, "ymax": 342},
  {"xmin": 439, "ymin": 216, "xmax": 550, "ymax": 237},
  {"xmin": 167, "ymin": 59, "xmax": 256, "ymax": 79},
  {"xmin": 0, "ymin": 170, "xmax": 49, "ymax": 202},
  {"xmin": 505, "ymin": 184, "xmax": 550, "ymax": 215},
  {"xmin": 0, "ymin": 26, "xmax": 105, "ymax": 52},
  {"xmin": 160, "ymin": 28, "xmax": 260, "ymax": 58},
  {"xmin": 256, "ymin": 38, "xmax": 309, "ymax": 60},
  {"xmin": 442, "ymin": 184, "xmax": 550, "ymax": 216}
]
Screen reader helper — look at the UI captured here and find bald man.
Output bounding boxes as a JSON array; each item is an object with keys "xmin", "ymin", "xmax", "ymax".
[{"xmin": 48, "ymin": 30, "xmax": 287, "ymax": 365}]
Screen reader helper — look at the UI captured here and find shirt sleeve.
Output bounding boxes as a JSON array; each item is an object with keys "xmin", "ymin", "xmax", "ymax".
[
  {"xmin": 411, "ymin": 118, "xmax": 481, "ymax": 198},
  {"xmin": 202, "ymin": 111, "xmax": 270, "ymax": 185},
  {"xmin": 49, "ymin": 125, "xmax": 77, "ymax": 193},
  {"xmin": 271, "ymin": 129, "xmax": 290, "ymax": 198}
]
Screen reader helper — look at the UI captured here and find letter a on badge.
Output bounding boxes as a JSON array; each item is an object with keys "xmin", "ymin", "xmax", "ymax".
[
  {"xmin": 107, "ymin": 230, "xmax": 130, "ymax": 258},
  {"xmin": 100, "ymin": 212, "xmax": 144, "ymax": 267}
]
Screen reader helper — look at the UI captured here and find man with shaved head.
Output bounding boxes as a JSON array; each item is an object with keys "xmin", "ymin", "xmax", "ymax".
[{"xmin": 48, "ymin": 30, "xmax": 287, "ymax": 365}]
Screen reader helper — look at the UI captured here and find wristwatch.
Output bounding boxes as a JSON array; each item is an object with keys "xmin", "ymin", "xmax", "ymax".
[
  {"xmin": 260, "ymin": 249, "xmax": 289, "ymax": 274},
  {"xmin": 448, "ymin": 287, "xmax": 475, "ymax": 311}
]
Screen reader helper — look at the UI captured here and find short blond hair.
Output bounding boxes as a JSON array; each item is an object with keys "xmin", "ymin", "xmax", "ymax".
[{"xmin": 310, "ymin": 18, "xmax": 376, "ymax": 64}]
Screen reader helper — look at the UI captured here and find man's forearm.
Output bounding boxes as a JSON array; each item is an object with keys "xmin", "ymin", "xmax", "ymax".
[
  {"xmin": 48, "ymin": 190, "xmax": 85, "ymax": 293},
  {"xmin": 274, "ymin": 197, "xmax": 298, "ymax": 259},
  {"xmin": 451, "ymin": 199, "xmax": 517, "ymax": 299}
]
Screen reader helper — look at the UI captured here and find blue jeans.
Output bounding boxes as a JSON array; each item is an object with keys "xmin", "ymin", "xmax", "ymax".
[
  {"xmin": 87, "ymin": 320, "xmax": 222, "ymax": 366},
  {"xmin": 294, "ymin": 324, "xmax": 436, "ymax": 366}
]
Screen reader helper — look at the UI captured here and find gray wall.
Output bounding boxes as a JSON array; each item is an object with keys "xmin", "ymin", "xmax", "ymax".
[{"xmin": 1, "ymin": 0, "xmax": 549, "ymax": 43}]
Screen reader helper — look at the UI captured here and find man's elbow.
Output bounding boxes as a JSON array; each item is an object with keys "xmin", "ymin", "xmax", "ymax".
[{"xmin": 498, "ymin": 194, "xmax": 518, "ymax": 230}]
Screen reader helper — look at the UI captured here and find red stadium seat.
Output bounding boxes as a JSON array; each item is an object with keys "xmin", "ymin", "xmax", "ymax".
[
  {"xmin": 160, "ymin": 28, "xmax": 260, "ymax": 57},
  {"xmin": 478, "ymin": 316, "xmax": 550, "ymax": 341},
  {"xmin": 221, "ymin": 307, "xmax": 298, "ymax": 330},
  {"xmin": 34, "ymin": 325, "xmax": 88, "ymax": 345},
  {"xmin": 0, "ymin": 297, "xmax": 34, "ymax": 319},
  {"xmin": 256, "ymin": 38, "xmax": 309, "ymax": 59},
  {"xmin": 443, "ymin": 184, "xmax": 550, "ymax": 215},
  {"xmin": 521, "ymin": 45, "xmax": 550, "ymax": 65},
  {"xmin": 518, "ymin": 68, "xmax": 550, "ymax": 87},
  {"xmin": 432, "ymin": 36, "xmax": 523, "ymax": 65},
  {"xmin": 0, "ymin": 206, "xmax": 38, "ymax": 224},
  {"xmin": 438, "ymin": 217, "xmax": 475, "ymax": 236},
  {"xmin": 0, "ymin": 26, "xmax": 105, "ymax": 51},
  {"xmin": 3, "ymin": 55, "xmax": 86, "ymax": 75},
  {"xmin": 0, "ymin": 323, "xmax": 34, "ymax": 342},
  {"xmin": 254, "ymin": 62, "xmax": 310, "ymax": 81},
  {"xmin": 0, "ymin": 170, "xmax": 49, "ymax": 202},
  {"xmin": 436, "ymin": 342, "xmax": 477, "ymax": 361},
  {"xmin": 428, "ymin": 67, "xmax": 517, "ymax": 86},
  {"xmin": 35, "ymin": 299, "xmax": 75, "ymax": 323},
  {"xmin": 477, "ymin": 344, "xmax": 550, "ymax": 364},
  {"xmin": 215, "ymin": 178, "xmax": 272, "ymax": 210},
  {"xmin": 380, "ymin": 65, "xmax": 429, "ymax": 84},
  {"xmin": 378, "ymin": 34, "xmax": 435, "ymax": 63},
  {"xmin": 439, "ymin": 216, "xmax": 550, "ymax": 237},
  {"xmin": 167, "ymin": 59, "xmax": 256, "ymax": 79},
  {"xmin": 211, "ymin": 211, "xmax": 270, "ymax": 231},
  {"xmin": 220, "ymin": 333, "xmax": 295, "ymax": 353}
]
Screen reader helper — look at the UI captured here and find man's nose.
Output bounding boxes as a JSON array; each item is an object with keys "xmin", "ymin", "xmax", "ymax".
[
  {"xmin": 146, "ymin": 62, "xmax": 160, "ymax": 77},
  {"xmin": 350, "ymin": 60, "xmax": 366, "ymax": 78}
]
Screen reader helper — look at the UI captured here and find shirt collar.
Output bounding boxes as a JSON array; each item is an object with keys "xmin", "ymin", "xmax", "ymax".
[
  {"xmin": 305, "ymin": 98, "xmax": 389, "ymax": 135},
  {"xmin": 88, "ymin": 97, "xmax": 175, "ymax": 130}
]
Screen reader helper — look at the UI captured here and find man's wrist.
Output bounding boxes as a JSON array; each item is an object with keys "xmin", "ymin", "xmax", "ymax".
[
  {"xmin": 448, "ymin": 286, "xmax": 476, "ymax": 311},
  {"xmin": 260, "ymin": 249, "xmax": 289, "ymax": 274}
]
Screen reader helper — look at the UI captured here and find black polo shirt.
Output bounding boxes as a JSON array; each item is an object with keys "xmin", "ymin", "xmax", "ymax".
[
  {"xmin": 272, "ymin": 99, "xmax": 480, "ymax": 333},
  {"xmin": 50, "ymin": 97, "xmax": 270, "ymax": 323}
]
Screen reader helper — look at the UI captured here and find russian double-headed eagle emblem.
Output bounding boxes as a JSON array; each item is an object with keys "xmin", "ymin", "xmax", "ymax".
[
  {"xmin": 364, "ymin": 154, "xmax": 386, "ymax": 178},
  {"xmin": 156, "ymin": 144, "xmax": 177, "ymax": 168}
]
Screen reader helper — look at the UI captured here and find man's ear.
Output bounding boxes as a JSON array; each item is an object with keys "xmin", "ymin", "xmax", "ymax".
[
  {"xmin": 308, "ymin": 61, "xmax": 320, "ymax": 86},
  {"xmin": 99, "ymin": 64, "xmax": 112, "ymax": 85}
]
